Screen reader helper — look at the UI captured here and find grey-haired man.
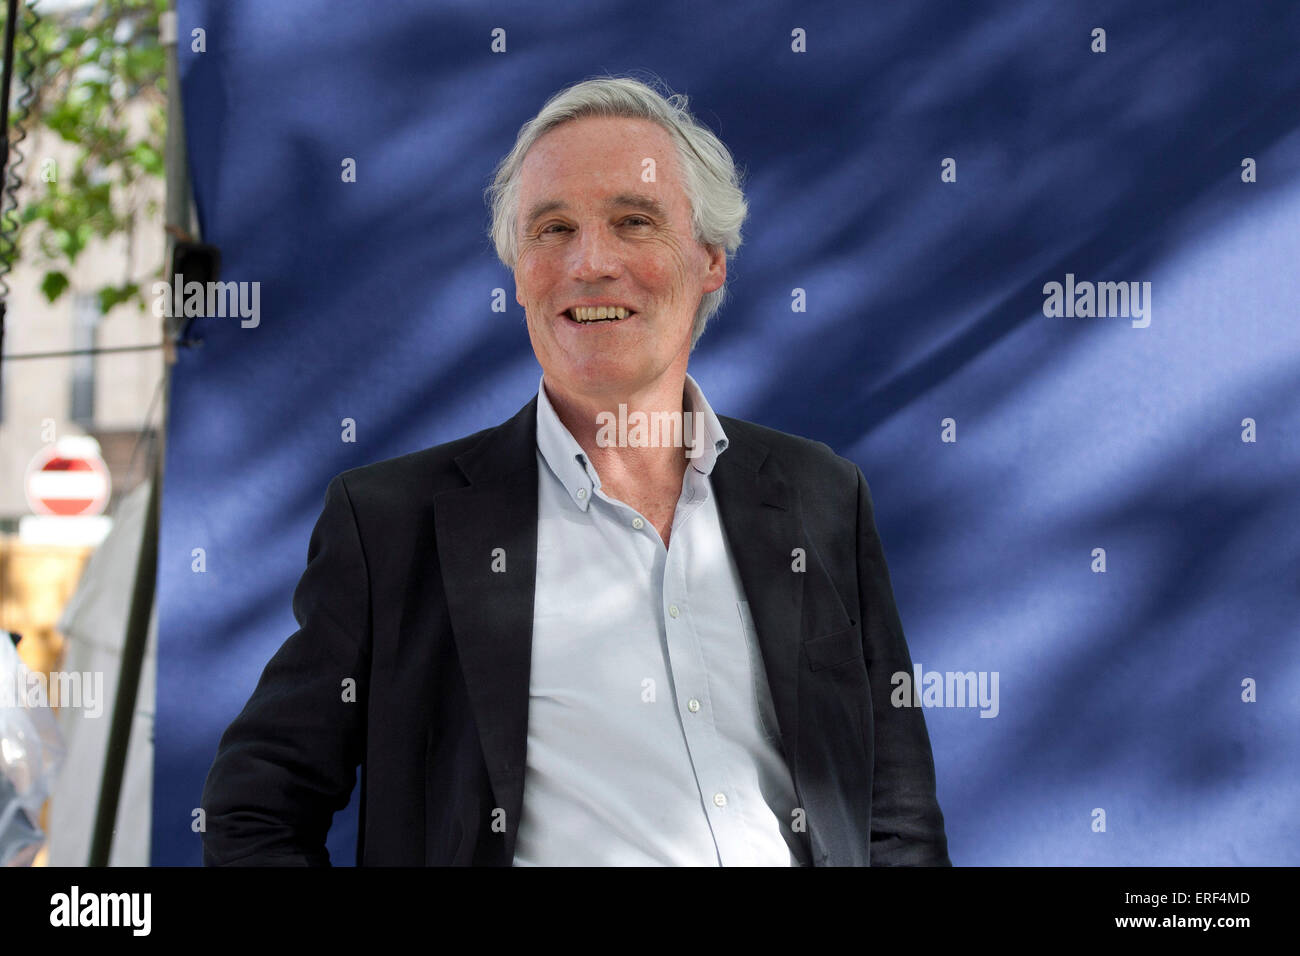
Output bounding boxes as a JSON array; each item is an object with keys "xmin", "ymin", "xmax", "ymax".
[{"xmin": 202, "ymin": 76, "xmax": 950, "ymax": 867}]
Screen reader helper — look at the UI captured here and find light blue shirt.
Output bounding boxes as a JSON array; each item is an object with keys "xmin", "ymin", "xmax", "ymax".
[{"xmin": 512, "ymin": 372, "xmax": 809, "ymax": 866}]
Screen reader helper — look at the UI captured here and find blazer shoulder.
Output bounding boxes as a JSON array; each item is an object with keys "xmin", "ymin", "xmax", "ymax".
[
  {"xmin": 328, "ymin": 404, "xmax": 529, "ymax": 510},
  {"xmin": 718, "ymin": 414, "xmax": 861, "ymax": 488}
]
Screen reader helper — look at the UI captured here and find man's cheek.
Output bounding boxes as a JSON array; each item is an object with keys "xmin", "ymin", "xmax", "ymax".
[{"xmin": 635, "ymin": 258, "xmax": 681, "ymax": 295}]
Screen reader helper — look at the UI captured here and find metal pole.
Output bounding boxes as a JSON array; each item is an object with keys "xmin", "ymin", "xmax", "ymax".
[
  {"xmin": 162, "ymin": 5, "xmax": 193, "ymax": 270},
  {"xmin": 87, "ymin": 458, "xmax": 159, "ymax": 866},
  {"xmin": 88, "ymin": 1, "xmax": 188, "ymax": 866}
]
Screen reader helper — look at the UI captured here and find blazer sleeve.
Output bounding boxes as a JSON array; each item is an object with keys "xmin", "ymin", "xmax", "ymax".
[
  {"xmin": 200, "ymin": 474, "xmax": 371, "ymax": 866},
  {"xmin": 855, "ymin": 465, "xmax": 952, "ymax": 866}
]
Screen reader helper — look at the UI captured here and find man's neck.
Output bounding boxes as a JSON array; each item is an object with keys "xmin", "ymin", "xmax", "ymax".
[{"xmin": 544, "ymin": 373, "xmax": 692, "ymax": 494}]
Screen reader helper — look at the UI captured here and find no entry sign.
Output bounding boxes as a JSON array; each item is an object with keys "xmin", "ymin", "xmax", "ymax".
[{"xmin": 25, "ymin": 438, "xmax": 112, "ymax": 517}]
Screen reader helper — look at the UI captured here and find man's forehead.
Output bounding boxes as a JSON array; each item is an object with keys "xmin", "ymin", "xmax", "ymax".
[
  {"xmin": 519, "ymin": 116, "xmax": 678, "ymax": 182},
  {"xmin": 516, "ymin": 117, "xmax": 686, "ymax": 228}
]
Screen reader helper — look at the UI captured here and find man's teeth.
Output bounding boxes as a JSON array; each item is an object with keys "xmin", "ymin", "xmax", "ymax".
[{"xmin": 569, "ymin": 306, "xmax": 631, "ymax": 322}]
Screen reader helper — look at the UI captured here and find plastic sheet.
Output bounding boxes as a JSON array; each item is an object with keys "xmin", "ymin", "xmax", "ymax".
[{"xmin": 0, "ymin": 637, "xmax": 66, "ymax": 866}]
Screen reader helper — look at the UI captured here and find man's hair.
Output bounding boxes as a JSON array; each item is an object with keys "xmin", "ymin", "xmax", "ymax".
[{"xmin": 486, "ymin": 74, "xmax": 748, "ymax": 348}]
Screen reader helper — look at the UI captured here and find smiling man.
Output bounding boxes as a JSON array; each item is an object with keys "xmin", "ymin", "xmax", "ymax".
[
  {"xmin": 201, "ymin": 75, "xmax": 950, "ymax": 867},
  {"xmin": 511, "ymin": 110, "xmax": 723, "ymax": 551}
]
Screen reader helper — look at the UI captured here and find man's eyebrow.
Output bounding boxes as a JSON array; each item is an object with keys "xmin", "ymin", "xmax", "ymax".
[
  {"xmin": 523, "ymin": 194, "xmax": 668, "ymax": 230},
  {"xmin": 605, "ymin": 194, "xmax": 667, "ymax": 218},
  {"xmin": 524, "ymin": 199, "xmax": 567, "ymax": 231}
]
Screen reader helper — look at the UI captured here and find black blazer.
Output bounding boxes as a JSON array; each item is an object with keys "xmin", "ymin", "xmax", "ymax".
[{"xmin": 200, "ymin": 395, "xmax": 950, "ymax": 866}]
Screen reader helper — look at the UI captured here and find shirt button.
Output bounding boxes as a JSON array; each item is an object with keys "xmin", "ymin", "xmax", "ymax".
[
  {"xmin": 668, "ymin": 604, "xmax": 679, "ymax": 618},
  {"xmin": 688, "ymin": 698, "xmax": 700, "ymax": 713},
  {"xmin": 632, "ymin": 516, "xmax": 644, "ymax": 529},
  {"xmin": 713, "ymin": 792, "xmax": 727, "ymax": 807},
  {"xmin": 576, "ymin": 488, "xmax": 587, "ymax": 500}
]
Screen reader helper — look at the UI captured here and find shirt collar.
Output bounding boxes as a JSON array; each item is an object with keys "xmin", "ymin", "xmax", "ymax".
[{"xmin": 535, "ymin": 372, "xmax": 730, "ymax": 512}]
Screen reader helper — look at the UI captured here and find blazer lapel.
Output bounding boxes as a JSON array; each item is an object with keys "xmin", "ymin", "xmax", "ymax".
[
  {"xmin": 433, "ymin": 396, "xmax": 539, "ymax": 862},
  {"xmin": 710, "ymin": 426, "xmax": 808, "ymax": 780}
]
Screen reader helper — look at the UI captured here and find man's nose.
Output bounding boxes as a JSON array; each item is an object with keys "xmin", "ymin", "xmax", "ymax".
[{"xmin": 568, "ymin": 224, "xmax": 623, "ymax": 281}]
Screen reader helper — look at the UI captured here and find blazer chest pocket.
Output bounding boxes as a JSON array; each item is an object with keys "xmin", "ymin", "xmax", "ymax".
[{"xmin": 804, "ymin": 623, "xmax": 862, "ymax": 671}]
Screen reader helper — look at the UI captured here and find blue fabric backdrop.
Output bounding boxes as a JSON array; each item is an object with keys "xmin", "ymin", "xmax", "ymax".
[{"xmin": 158, "ymin": 0, "xmax": 1300, "ymax": 865}]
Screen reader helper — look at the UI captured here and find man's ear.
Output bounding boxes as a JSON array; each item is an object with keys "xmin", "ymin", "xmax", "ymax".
[{"xmin": 701, "ymin": 244, "xmax": 727, "ymax": 295}]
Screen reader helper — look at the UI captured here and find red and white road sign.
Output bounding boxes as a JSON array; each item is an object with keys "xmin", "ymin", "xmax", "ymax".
[{"xmin": 24, "ymin": 438, "xmax": 112, "ymax": 517}]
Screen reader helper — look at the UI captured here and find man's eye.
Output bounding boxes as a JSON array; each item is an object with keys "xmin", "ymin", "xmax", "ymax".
[
  {"xmin": 540, "ymin": 223, "xmax": 570, "ymax": 234},
  {"xmin": 622, "ymin": 216, "xmax": 651, "ymax": 226}
]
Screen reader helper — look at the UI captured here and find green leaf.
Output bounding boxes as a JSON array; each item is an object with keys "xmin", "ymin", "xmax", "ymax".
[
  {"xmin": 41, "ymin": 271, "xmax": 70, "ymax": 302},
  {"xmin": 8, "ymin": 0, "xmax": 166, "ymax": 295},
  {"xmin": 97, "ymin": 282, "xmax": 139, "ymax": 313}
]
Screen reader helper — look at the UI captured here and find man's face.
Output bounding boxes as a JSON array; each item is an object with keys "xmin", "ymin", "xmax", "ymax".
[{"xmin": 513, "ymin": 115, "xmax": 726, "ymax": 402}]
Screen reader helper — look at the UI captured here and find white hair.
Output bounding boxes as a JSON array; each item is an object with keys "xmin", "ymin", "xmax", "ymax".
[{"xmin": 486, "ymin": 74, "xmax": 748, "ymax": 348}]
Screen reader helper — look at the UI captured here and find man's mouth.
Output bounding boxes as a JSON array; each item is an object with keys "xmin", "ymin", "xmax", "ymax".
[{"xmin": 565, "ymin": 306, "xmax": 635, "ymax": 324}]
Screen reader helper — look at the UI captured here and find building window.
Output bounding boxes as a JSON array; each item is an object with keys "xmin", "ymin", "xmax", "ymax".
[{"xmin": 70, "ymin": 292, "xmax": 97, "ymax": 426}]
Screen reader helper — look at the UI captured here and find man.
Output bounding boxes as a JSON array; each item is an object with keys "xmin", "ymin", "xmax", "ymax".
[{"xmin": 201, "ymin": 75, "xmax": 950, "ymax": 866}]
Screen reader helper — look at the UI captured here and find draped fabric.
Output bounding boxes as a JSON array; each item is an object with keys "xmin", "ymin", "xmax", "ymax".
[{"xmin": 157, "ymin": 0, "xmax": 1300, "ymax": 865}]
